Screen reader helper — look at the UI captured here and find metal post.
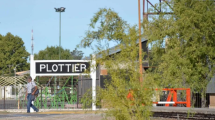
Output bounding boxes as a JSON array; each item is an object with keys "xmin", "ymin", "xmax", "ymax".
[
  {"xmin": 77, "ymin": 78, "xmax": 79, "ymax": 109},
  {"xmin": 173, "ymin": 90, "xmax": 177, "ymax": 107},
  {"xmin": 54, "ymin": 76, "xmax": 57, "ymax": 108},
  {"xmin": 71, "ymin": 76, "xmax": 73, "ymax": 97},
  {"xmin": 41, "ymin": 87, "xmax": 42, "ymax": 109},
  {"xmin": 186, "ymin": 88, "xmax": 191, "ymax": 107},
  {"xmin": 55, "ymin": 76, "xmax": 56, "ymax": 95},
  {"xmin": 14, "ymin": 68, "xmax": 16, "ymax": 100},
  {"xmin": 4, "ymin": 86, "xmax": 5, "ymax": 109}
]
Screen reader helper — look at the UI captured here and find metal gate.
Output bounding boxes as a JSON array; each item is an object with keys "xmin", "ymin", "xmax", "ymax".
[
  {"xmin": 0, "ymin": 76, "xmax": 80, "ymax": 109},
  {"xmin": 0, "ymin": 76, "xmax": 27, "ymax": 109}
]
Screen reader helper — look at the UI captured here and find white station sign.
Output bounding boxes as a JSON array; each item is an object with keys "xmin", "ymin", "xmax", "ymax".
[{"xmin": 34, "ymin": 60, "xmax": 90, "ymax": 76}]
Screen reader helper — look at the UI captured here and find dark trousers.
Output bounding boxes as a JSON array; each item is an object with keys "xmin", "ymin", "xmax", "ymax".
[{"xmin": 27, "ymin": 93, "xmax": 38, "ymax": 113}]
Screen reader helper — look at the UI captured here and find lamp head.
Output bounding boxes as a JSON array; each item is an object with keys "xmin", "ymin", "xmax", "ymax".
[
  {"xmin": 60, "ymin": 7, "xmax": 65, "ymax": 12},
  {"xmin": 54, "ymin": 7, "xmax": 66, "ymax": 12}
]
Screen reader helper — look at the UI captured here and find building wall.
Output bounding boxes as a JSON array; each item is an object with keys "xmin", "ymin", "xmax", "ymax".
[
  {"xmin": 0, "ymin": 88, "xmax": 2, "ymax": 99},
  {"xmin": 1, "ymin": 86, "xmax": 12, "ymax": 99},
  {"xmin": 78, "ymin": 67, "xmax": 100, "ymax": 102}
]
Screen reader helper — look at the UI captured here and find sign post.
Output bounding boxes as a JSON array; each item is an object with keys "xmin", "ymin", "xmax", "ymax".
[
  {"xmin": 30, "ymin": 55, "xmax": 97, "ymax": 111},
  {"xmin": 91, "ymin": 55, "xmax": 96, "ymax": 110},
  {"xmin": 30, "ymin": 55, "xmax": 35, "ymax": 112}
]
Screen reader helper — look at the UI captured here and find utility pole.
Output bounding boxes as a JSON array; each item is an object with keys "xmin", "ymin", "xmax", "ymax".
[{"xmin": 138, "ymin": 0, "xmax": 143, "ymax": 82}]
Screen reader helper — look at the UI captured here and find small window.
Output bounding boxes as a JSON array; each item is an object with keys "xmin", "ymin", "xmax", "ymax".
[{"xmin": 12, "ymin": 87, "xmax": 18, "ymax": 95}]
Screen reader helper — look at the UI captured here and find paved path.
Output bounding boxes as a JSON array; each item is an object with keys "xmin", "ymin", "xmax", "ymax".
[
  {"xmin": 0, "ymin": 114, "xmax": 105, "ymax": 120},
  {"xmin": 0, "ymin": 111, "xmax": 106, "ymax": 120},
  {"xmin": 1, "ymin": 107, "xmax": 215, "ymax": 120},
  {"xmin": 0, "ymin": 111, "xmax": 177, "ymax": 120},
  {"xmin": 5, "ymin": 107, "xmax": 212, "ymax": 120}
]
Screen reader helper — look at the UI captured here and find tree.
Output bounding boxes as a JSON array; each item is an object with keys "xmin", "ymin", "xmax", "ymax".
[
  {"xmin": 79, "ymin": 2, "xmax": 215, "ymax": 119},
  {"xmin": 77, "ymin": 8, "xmax": 128, "ymax": 49},
  {"xmin": 78, "ymin": 8, "xmax": 153, "ymax": 120},
  {"xmin": 143, "ymin": 0, "xmax": 215, "ymax": 107},
  {"xmin": 70, "ymin": 48, "xmax": 84, "ymax": 60},
  {"xmin": 34, "ymin": 46, "xmax": 73, "ymax": 60},
  {"xmin": 0, "ymin": 33, "xmax": 30, "ymax": 75}
]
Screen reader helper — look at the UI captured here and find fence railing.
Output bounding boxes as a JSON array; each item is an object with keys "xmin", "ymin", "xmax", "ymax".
[
  {"xmin": 0, "ymin": 85, "xmax": 81, "ymax": 109},
  {"xmin": 0, "ymin": 85, "xmax": 210, "ymax": 109}
]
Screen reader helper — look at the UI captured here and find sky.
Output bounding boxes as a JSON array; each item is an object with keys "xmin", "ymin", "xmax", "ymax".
[{"xmin": 0, "ymin": 0, "xmax": 157, "ymax": 57}]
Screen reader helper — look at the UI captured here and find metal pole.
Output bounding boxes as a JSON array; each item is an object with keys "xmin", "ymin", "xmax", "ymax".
[
  {"xmin": 15, "ymin": 68, "xmax": 16, "ymax": 100},
  {"xmin": 138, "ymin": 0, "xmax": 143, "ymax": 82},
  {"xmin": 4, "ymin": 87, "xmax": 5, "ymax": 109},
  {"xmin": 59, "ymin": 12, "xmax": 61, "ymax": 60},
  {"xmin": 143, "ymin": 0, "xmax": 148, "ymax": 20},
  {"xmin": 54, "ymin": 76, "xmax": 57, "ymax": 108},
  {"xmin": 59, "ymin": 11, "xmax": 61, "ymax": 89},
  {"xmin": 77, "ymin": 78, "xmax": 79, "ymax": 108},
  {"xmin": 41, "ymin": 87, "xmax": 42, "ymax": 109},
  {"xmin": 72, "ymin": 76, "xmax": 73, "ymax": 95},
  {"xmin": 55, "ymin": 76, "xmax": 56, "ymax": 94},
  {"xmin": 37, "ymin": 76, "xmax": 38, "ymax": 83}
]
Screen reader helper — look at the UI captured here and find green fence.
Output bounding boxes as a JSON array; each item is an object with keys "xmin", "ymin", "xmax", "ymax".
[{"xmin": 19, "ymin": 76, "xmax": 78, "ymax": 109}]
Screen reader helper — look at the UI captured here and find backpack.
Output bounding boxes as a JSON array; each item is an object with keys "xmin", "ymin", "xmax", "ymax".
[{"xmin": 31, "ymin": 82, "xmax": 39, "ymax": 95}]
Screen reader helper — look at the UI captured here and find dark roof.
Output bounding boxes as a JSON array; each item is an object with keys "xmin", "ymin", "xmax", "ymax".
[{"xmin": 97, "ymin": 38, "xmax": 147, "ymax": 58}]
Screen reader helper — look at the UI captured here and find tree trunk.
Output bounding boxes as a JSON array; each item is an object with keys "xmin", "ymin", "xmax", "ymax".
[
  {"xmin": 191, "ymin": 92, "xmax": 196, "ymax": 107},
  {"xmin": 201, "ymin": 90, "xmax": 206, "ymax": 108}
]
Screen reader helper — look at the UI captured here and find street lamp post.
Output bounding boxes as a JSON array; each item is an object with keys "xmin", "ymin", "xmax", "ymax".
[
  {"xmin": 54, "ymin": 7, "xmax": 65, "ymax": 90},
  {"xmin": 54, "ymin": 7, "xmax": 65, "ymax": 60}
]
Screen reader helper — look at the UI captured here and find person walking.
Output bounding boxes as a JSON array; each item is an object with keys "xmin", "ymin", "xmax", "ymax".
[{"xmin": 25, "ymin": 76, "xmax": 39, "ymax": 113}]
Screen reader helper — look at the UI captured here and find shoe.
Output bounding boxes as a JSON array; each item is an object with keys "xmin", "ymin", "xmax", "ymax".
[
  {"xmin": 35, "ymin": 109, "xmax": 39, "ymax": 112},
  {"xmin": 27, "ymin": 112, "xmax": 30, "ymax": 113}
]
